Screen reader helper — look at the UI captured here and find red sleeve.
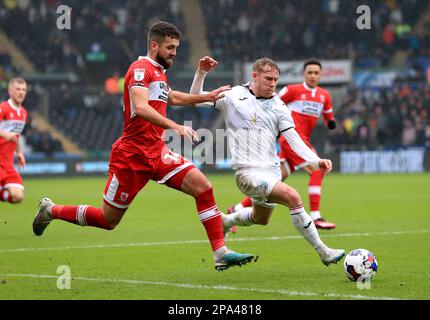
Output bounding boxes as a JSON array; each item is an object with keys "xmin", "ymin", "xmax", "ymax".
[
  {"xmin": 127, "ymin": 65, "xmax": 152, "ymax": 90},
  {"xmin": 322, "ymin": 91, "xmax": 335, "ymax": 123},
  {"xmin": 278, "ymin": 85, "xmax": 295, "ymax": 104}
]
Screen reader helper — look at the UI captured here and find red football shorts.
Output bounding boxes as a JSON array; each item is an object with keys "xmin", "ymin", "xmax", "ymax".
[
  {"xmin": 103, "ymin": 145, "xmax": 195, "ymax": 210},
  {"xmin": 278, "ymin": 136, "xmax": 318, "ymax": 175},
  {"xmin": 0, "ymin": 164, "xmax": 24, "ymax": 190}
]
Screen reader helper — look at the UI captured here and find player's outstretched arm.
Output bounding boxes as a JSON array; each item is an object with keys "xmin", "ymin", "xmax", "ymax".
[
  {"xmin": 190, "ymin": 56, "xmax": 218, "ymax": 95},
  {"xmin": 168, "ymin": 86, "xmax": 230, "ymax": 107},
  {"xmin": 130, "ymin": 86, "xmax": 199, "ymax": 143},
  {"xmin": 187, "ymin": 56, "xmax": 225, "ymax": 107},
  {"xmin": 131, "ymin": 86, "xmax": 178, "ymax": 129}
]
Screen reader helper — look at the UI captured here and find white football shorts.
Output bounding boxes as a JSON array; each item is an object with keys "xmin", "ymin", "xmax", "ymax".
[{"xmin": 235, "ymin": 166, "xmax": 282, "ymax": 208}]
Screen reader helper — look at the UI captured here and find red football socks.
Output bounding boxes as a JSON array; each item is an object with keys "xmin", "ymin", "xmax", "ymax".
[
  {"xmin": 308, "ymin": 170, "xmax": 324, "ymax": 212},
  {"xmin": 52, "ymin": 205, "xmax": 113, "ymax": 230},
  {"xmin": 195, "ymin": 188, "xmax": 224, "ymax": 251}
]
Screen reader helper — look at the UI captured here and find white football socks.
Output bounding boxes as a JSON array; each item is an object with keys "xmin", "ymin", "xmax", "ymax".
[
  {"xmin": 224, "ymin": 207, "xmax": 254, "ymax": 228},
  {"xmin": 233, "ymin": 203, "xmax": 244, "ymax": 212},
  {"xmin": 290, "ymin": 205, "xmax": 327, "ymax": 254},
  {"xmin": 310, "ymin": 210, "xmax": 322, "ymax": 220}
]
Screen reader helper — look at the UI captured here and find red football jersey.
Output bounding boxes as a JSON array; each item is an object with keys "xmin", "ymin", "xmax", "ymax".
[
  {"xmin": 117, "ymin": 56, "xmax": 170, "ymax": 159},
  {"xmin": 278, "ymin": 82, "xmax": 335, "ymax": 142},
  {"xmin": 0, "ymin": 100, "xmax": 27, "ymax": 166}
]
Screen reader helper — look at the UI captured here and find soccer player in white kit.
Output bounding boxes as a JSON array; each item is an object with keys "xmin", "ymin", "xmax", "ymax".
[{"xmin": 190, "ymin": 57, "xmax": 345, "ymax": 266}]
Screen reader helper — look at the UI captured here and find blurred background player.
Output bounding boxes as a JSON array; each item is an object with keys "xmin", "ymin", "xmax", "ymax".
[
  {"xmin": 32, "ymin": 21, "xmax": 256, "ymax": 271},
  {"xmin": 190, "ymin": 57, "xmax": 345, "ymax": 266},
  {"xmin": 228, "ymin": 59, "xmax": 337, "ymax": 230},
  {"xmin": 0, "ymin": 77, "xmax": 28, "ymax": 204}
]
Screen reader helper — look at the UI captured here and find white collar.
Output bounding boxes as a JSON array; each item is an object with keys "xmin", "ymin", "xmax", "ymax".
[
  {"xmin": 8, "ymin": 99, "xmax": 21, "ymax": 111},
  {"xmin": 138, "ymin": 56, "xmax": 166, "ymax": 72},
  {"xmin": 303, "ymin": 82, "xmax": 317, "ymax": 97}
]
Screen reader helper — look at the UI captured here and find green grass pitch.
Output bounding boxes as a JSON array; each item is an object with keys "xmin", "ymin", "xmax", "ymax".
[{"xmin": 0, "ymin": 173, "xmax": 429, "ymax": 300}]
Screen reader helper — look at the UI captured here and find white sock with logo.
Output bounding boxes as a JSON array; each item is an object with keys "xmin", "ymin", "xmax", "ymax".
[{"xmin": 290, "ymin": 204, "xmax": 327, "ymax": 254}]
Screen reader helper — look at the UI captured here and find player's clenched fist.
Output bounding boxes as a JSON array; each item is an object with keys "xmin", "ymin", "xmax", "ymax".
[
  {"xmin": 198, "ymin": 56, "xmax": 218, "ymax": 73},
  {"xmin": 318, "ymin": 159, "xmax": 332, "ymax": 175}
]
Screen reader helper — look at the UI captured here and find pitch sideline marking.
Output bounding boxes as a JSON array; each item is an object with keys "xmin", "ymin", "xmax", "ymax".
[
  {"xmin": 0, "ymin": 230, "xmax": 428, "ymax": 253},
  {"xmin": 1, "ymin": 272, "xmax": 401, "ymax": 300}
]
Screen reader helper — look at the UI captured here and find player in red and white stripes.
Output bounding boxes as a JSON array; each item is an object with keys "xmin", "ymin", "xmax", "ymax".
[
  {"xmin": 32, "ymin": 21, "xmax": 256, "ymax": 271},
  {"xmin": 0, "ymin": 78, "xmax": 28, "ymax": 205}
]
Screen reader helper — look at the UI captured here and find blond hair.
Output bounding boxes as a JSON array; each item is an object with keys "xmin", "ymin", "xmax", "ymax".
[
  {"xmin": 9, "ymin": 77, "xmax": 27, "ymax": 88},
  {"xmin": 252, "ymin": 58, "xmax": 280, "ymax": 74}
]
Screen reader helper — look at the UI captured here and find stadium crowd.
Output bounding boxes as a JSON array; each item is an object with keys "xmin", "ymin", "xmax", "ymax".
[
  {"xmin": 1, "ymin": 0, "xmax": 429, "ymax": 155},
  {"xmin": 329, "ymin": 83, "xmax": 430, "ymax": 150},
  {"xmin": 0, "ymin": 0, "xmax": 188, "ymax": 81},
  {"xmin": 203, "ymin": 0, "xmax": 429, "ymax": 69}
]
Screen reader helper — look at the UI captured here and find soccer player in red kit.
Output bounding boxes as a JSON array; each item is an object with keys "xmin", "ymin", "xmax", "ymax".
[
  {"xmin": 0, "ymin": 78, "xmax": 28, "ymax": 204},
  {"xmin": 228, "ymin": 59, "xmax": 337, "ymax": 230},
  {"xmin": 32, "ymin": 21, "xmax": 256, "ymax": 271}
]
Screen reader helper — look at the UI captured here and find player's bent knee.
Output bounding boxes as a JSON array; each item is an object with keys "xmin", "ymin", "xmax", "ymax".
[
  {"xmin": 254, "ymin": 218, "xmax": 270, "ymax": 225},
  {"xmin": 200, "ymin": 180, "xmax": 213, "ymax": 193},
  {"xmin": 101, "ymin": 203, "xmax": 126, "ymax": 230},
  {"xmin": 11, "ymin": 192, "xmax": 24, "ymax": 204},
  {"xmin": 180, "ymin": 169, "xmax": 213, "ymax": 197},
  {"xmin": 103, "ymin": 216, "xmax": 122, "ymax": 230},
  {"xmin": 11, "ymin": 198, "xmax": 24, "ymax": 204},
  {"xmin": 194, "ymin": 176, "xmax": 212, "ymax": 195},
  {"xmin": 191, "ymin": 179, "xmax": 213, "ymax": 197},
  {"xmin": 104, "ymin": 223, "xmax": 116, "ymax": 231}
]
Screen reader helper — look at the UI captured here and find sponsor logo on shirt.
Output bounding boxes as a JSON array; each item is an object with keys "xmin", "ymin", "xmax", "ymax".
[
  {"xmin": 289, "ymin": 101, "xmax": 324, "ymax": 117},
  {"xmin": 148, "ymin": 81, "xmax": 169, "ymax": 103}
]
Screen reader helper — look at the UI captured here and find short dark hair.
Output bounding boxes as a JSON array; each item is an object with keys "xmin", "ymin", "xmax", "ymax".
[
  {"xmin": 147, "ymin": 21, "xmax": 181, "ymax": 48},
  {"xmin": 253, "ymin": 57, "xmax": 280, "ymax": 74},
  {"xmin": 303, "ymin": 59, "xmax": 322, "ymax": 71}
]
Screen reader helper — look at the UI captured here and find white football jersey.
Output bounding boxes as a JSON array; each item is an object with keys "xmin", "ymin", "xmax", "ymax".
[{"xmin": 215, "ymin": 84, "xmax": 295, "ymax": 170}]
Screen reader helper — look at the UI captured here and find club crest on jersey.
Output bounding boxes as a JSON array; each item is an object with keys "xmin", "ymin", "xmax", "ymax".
[
  {"xmin": 262, "ymin": 102, "xmax": 272, "ymax": 110},
  {"xmin": 154, "ymin": 70, "xmax": 160, "ymax": 77},
  {"xmin": 120, "ymin": 192, "xmax": 129, "ymax": 202},
  {"xmin": 301, "ymin": 94, "xmax": 307, "ymax": 100},
  {"xmin": 134, "ymin": 69, "xmax": 145, "ymax": 81},
  {"xmin": 320, "ymin": 95, "xmax": 325, "ymax": 103}
]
